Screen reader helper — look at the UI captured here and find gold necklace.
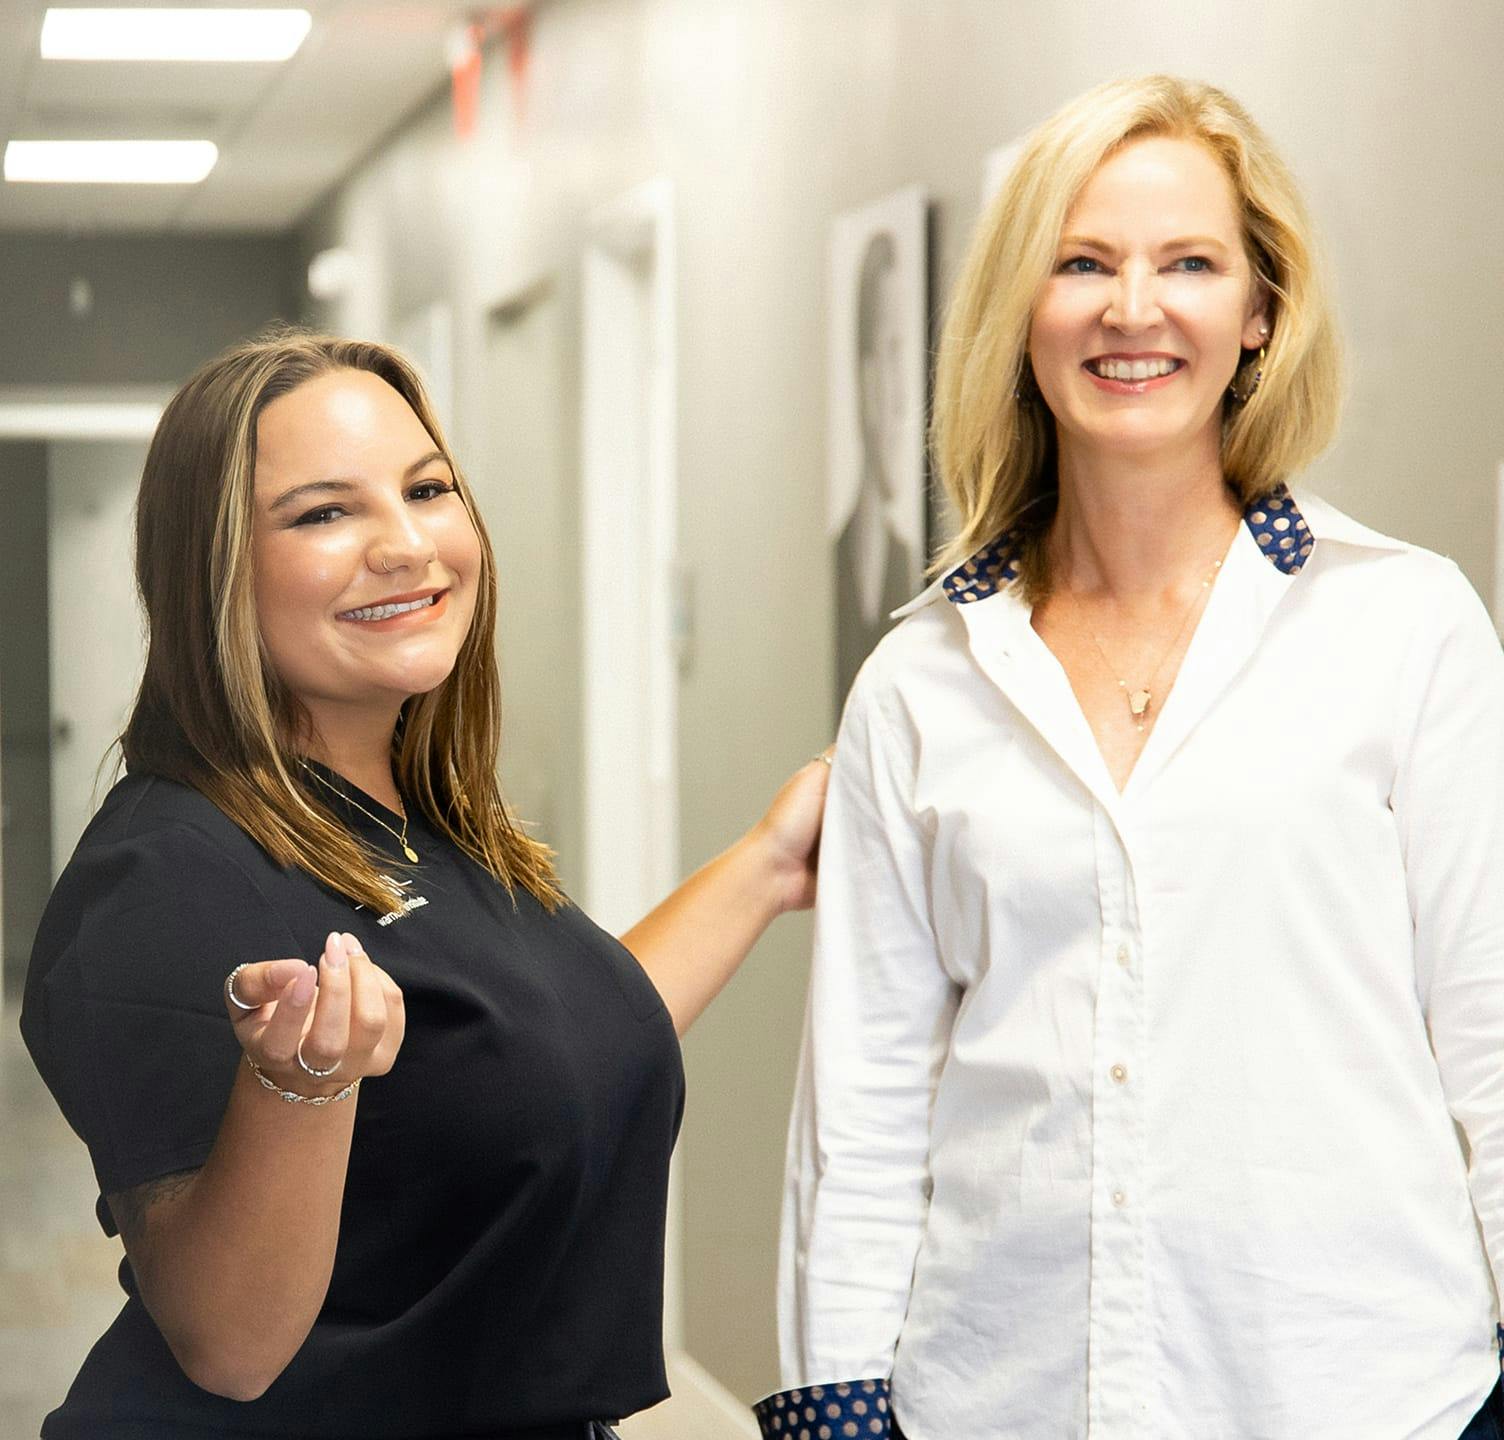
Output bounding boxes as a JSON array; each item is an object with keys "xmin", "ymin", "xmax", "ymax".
[
  {"xmin": 1067, "ymin": 556, "xmax": 1224, "ymax": 734},
  {"xmin": 300, "ymin": 762, "xmax": 419, "ymax": 863}
]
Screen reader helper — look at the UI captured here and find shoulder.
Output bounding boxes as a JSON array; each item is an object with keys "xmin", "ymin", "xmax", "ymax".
[
  {"xmin": 836, "ymin": 600, "xmax": 971, "ymax": 770},
  {"xmin": 31, "ymin": 773, "xmax": 299, "ymax": 1005},
  {"xmin": 1295, "ymin": 489, "xmax": 1491, "ymax": 636},
  {"xmin": 65, "ymin": 770, "xmax": 281, "ymax": 888}
]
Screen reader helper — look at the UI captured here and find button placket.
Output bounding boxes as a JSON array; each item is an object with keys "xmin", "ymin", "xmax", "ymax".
[{"xmin": 1088, "ymin": 807, "xmax": 1148, "ymax": 1438}]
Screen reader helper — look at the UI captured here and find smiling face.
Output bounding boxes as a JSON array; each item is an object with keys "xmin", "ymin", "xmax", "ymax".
[
  {"xmin": 1028, "ymin": 134, "xmax": 1269, "ymax": 470},
  {"xmin": 251, "ymin": 368, "xmax": 482, "ymax": 739}
]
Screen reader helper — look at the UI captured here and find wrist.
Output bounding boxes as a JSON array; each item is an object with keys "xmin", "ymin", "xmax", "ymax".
[
  {"xmin": 742, "ymin": 819, "xmax": 802, "ymax": 919},
  {"xmin": 242, "ymin": 1055, "xmax": 360, "ymax": 1106}
]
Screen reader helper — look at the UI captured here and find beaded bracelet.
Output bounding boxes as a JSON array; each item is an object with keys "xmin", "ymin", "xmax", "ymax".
[{"xmin": 245, "ymin": 1055, "xmax": 361, "ymax": 1107}]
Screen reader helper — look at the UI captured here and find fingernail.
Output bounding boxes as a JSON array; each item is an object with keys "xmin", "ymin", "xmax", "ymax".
[
  {"xmin": 326, "ymin": 930, "xmax": 341, "ymax": 956},
  {"xmin": 326, "ymin": 941, "xmax": 347, "ymax": 972},
  {"xmin": 291, "ymin": 968, "xmax": 317, "ymax": 1005},
  {"xmin": 342, "ymin": 932, "xmax": 362, "ymax": 959}
]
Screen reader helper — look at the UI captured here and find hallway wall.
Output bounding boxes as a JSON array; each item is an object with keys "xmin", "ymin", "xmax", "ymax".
[
  {"xmin": 296, "ymin": 0, "xmax": 1504, "ymax": 1399},
  {"xmin": 0, "ymin": 233, "xmax": 299, "ymax": 388}
]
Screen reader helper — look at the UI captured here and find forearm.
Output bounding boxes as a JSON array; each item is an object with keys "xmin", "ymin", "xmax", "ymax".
[
  {"xmin": 620, "ymin": 825, "xmax": 789, "ymax": 1036},
  {"xmin": 134, "ymin": 1063, "xmax": 357, "ymax": 1400}
]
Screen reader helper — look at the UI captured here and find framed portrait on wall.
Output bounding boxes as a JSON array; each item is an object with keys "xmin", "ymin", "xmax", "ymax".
[{"xmin": 828, "ymin": 185, "xmax": 929, "ymax": 704}]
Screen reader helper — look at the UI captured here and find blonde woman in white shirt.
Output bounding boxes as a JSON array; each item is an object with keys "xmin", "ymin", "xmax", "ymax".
[{"xmin": 757, "ymin": 75, "xmax": 1504, "ymax": 1440}]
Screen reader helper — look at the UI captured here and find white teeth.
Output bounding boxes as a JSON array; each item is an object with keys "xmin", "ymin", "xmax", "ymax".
[
  {"xmin": 340, "ymin": 595, "xmax": 437, "ymax": 622},
  {"xmin": 1091, "ymin": 357, "xmax": 1179, "ymax": 381}
]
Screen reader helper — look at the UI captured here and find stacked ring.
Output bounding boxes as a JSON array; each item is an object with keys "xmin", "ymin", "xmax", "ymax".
[
  {"xmin": 297, "ymin": 1045, "xmax": 340, "ymax": 1080},
  {"xmin": 224, "ymin": 963, "xmax": 257, "ymax": 1012}
]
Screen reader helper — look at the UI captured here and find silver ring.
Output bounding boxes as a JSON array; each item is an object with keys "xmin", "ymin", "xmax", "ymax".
[
  {"xmin": 224, "ymin": 963, "xmax": 257, "ymax": 1012},
  {"xmin": 296, "ymin": 1043, "xmax": 340, "ymax": 1080},
  {"xmin": 811, "ymin": 751, "xmax": 833, "ymax": 767}
]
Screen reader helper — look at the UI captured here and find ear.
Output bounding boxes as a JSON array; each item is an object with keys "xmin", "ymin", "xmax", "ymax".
[{"xmin": 1242, "ymin": 280, "xmax": 1272, "ymax": 350}]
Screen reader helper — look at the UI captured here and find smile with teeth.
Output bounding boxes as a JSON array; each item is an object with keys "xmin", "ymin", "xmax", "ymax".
[
  {"xmin": 1087, "ymin": 357, "xmax": 1183, "ymax": 381},
  {"xmin": 338, "ymin": 594, "xmax": 439, "ymax": 622}
]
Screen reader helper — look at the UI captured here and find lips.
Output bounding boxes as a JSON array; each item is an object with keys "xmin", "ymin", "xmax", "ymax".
[
  {"xmin": 1085, "ymin": 355, "xmax": 1184, "ymax": 381},
  {"xmin": 336, "ymin": 587, "xmax": 448, "ymax": 623}
]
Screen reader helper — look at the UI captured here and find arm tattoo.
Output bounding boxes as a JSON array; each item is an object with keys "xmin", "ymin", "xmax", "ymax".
[{"xmin": 107, "ymin": 1168, "xmax": 199, "ymax": 1255}]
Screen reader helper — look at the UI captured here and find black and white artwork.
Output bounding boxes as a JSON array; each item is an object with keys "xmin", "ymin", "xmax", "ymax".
[{"xmin": 828, "ymin": 185, "xmax": 928, "ymax": 703}]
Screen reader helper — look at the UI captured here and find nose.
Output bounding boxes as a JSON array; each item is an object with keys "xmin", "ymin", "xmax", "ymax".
[
  {"xmin": 1102, "ymin": 263, "xmax": 1164, "ymax": 335},
  {"xmin": 367, "ymin": 498, "xmax": 438, "ymax": 578}
]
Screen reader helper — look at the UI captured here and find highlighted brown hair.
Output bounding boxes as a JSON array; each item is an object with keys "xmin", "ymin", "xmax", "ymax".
[{"xmin": 123, "ymin": 327, "xmax": 560, "ymax": 913}]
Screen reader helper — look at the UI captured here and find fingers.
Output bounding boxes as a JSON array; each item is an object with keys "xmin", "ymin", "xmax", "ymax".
[
  {"xmin": 366, "ymin": 967, "xmax": 406, "ymax": 1076},
  {"xmin": 233, "ymin": 932, "xmax": 405, "ymax": 1090},
  {"xmin": 223, "ymin": 957, "xmax": 308, "ymax": 1017},
  {"xmin": 295, "ymin": 932, "xmax": 352, "ymax": 1076},
  {"xmin": 344, "ymin": 933, "xmax": 391, "ymax": 1060},
  {"xmin": 254, "ymin": 962, "xmax": 319, "ymax": 1070}
]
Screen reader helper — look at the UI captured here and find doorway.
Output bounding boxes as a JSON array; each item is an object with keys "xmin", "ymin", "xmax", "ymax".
[{"xmin": 477, "ymin": 278, "xmax": 583, "ymax": 887}]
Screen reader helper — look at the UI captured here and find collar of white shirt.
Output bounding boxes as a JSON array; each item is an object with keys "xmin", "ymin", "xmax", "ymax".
[
  {"xmin": 882, "ymin": 485, "xmax": 1410, "ymax": 814},
  {"xmin": 891, "ymin": 483, "xmax": 1406, "ymax": 621}
]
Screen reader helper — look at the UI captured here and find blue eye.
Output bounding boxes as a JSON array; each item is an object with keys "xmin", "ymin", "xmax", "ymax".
[
  {"xmin": 1173, "ymin": 256, "xmax": 1212, "ymax": 273},
  {"xmin": 1059, "ymin": 256, "xmax": 1104, "ymax": 275}
]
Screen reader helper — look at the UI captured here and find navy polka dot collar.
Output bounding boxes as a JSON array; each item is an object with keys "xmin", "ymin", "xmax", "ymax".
[{"xmin": 941, "ymin": 484, "xmax": 1313, "ymax": 606}]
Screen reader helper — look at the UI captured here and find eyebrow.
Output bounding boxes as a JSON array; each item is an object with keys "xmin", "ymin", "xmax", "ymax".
[
  {"xmin": 1058, "ymin": 234, "xmax": 1232, "ymax": 254},
  {"xmin": 267, "ymin": 449, "xmax": 450, "ymax": 512}
]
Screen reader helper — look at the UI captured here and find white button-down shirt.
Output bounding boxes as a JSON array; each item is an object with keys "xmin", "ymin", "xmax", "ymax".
[{"xmin": 777, "ymin": 491, "xmax": 1504, "ymax": 1439}]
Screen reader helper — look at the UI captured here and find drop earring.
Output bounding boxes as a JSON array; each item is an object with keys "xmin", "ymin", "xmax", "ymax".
[{"xmin": 1229, "ymin": 324, "xmax": 1269, "ymax": 404}]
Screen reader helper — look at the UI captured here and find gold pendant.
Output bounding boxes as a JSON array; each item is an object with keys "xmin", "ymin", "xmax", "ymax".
[
  {"xmin": 402, "ymin": 844, "xmax": 419, "ymax": 863},
  {"xmin": 1128, "ymin": 689, "xmax": 1152, "ymax": 720}
]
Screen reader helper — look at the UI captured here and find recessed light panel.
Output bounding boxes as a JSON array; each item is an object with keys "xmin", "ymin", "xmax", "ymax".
[
  {"xmin": 40, "ymin": 8, "xmax": 312, "ymax": 63},
  {"xmin": 4, "ymin": 140, "xmax": 219, "ymax": 184}
]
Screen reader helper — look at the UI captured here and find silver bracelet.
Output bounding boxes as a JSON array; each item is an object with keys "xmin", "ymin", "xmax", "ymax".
[{"xmin": 245, "ymin": 1055, "xmax": 361, "ymax": 1107}]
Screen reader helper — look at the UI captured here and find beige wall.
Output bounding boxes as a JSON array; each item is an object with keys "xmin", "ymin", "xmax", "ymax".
[{"xmin": 297, "ymin": 0, "xmax": 1504, "ymax": 1400}]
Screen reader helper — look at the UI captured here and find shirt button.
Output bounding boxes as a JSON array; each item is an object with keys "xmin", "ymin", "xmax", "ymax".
[
  {"xmin": 1116, "ymin": 944, "xmax": 1131, "ymax": 969},
  {"xmin": 1112, "ymin": 1189, "xmax": 1128, "ymax": 1207},
  {"xmin": 1110, "ymin": 1064, "xmax": 1128, "ymax": 1084}
]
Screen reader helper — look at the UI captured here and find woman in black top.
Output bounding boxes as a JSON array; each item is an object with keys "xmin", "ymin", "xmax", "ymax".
[{"xmin": 21, "ymin": 331, "xmax": 830, "ymax": 1439}]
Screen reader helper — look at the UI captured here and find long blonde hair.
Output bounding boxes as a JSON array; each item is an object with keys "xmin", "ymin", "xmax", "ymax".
[
  {"xmin": 930, "ymin": 74, "xmax": 1343, "ymax": 590},
  {"xmin": 123, "ymin": 328, "xmax": 561, "ymax": 913}
]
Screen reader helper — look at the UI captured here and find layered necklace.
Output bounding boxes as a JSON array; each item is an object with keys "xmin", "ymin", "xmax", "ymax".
[
  {"xmin": 1062, "ymin": 554, "xmax": 1224, "ymax": 734},
  {"xmin": 300, "ymin": 762, "xmax": 419, "ymax": 863}
]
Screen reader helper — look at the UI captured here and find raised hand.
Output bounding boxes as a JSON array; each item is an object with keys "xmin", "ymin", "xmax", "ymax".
[
  {"xmin": 754, "ymin": 749, "xmax": 835, "ymax": 913},
  {"xmin": 222, "ymin": 932, "xmax": 405, "ymax": 1097}
]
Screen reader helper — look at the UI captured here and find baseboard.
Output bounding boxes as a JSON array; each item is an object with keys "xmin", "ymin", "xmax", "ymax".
[{"xmin": 667, "ymin": 1349, "xmax": 759, "ymax": 1434}]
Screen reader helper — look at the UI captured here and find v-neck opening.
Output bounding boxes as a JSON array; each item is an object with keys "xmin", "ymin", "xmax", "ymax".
[
  {"xmin": 299, "ymin": 759, "xmax": 411, "ymax": 829},
  {"xmin": 1023, "ymin": 520, "xmax": 1245, "ymax": 802}
]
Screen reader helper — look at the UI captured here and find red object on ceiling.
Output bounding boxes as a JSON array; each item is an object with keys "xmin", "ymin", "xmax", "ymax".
[{"xmin": 448, "ymin": 6, "xmax": 533, "ymax": 141}]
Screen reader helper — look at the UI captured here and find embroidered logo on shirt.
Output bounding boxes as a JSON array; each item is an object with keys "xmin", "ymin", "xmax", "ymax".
[{"xmin": 352, "ymin": 875, "xmax": 430, "ymax": 925}]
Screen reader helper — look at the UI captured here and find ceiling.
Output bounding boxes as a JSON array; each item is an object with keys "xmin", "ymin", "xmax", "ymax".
[{"xmin": 0, "ymin": 1, "xmax": 485, "ymax": 233}]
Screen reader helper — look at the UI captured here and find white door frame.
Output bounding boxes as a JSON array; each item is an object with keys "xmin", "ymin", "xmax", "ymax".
[
  {"xmin": 579, "ymin": 177, "xmax": 680, "ymax": 937},
  {"xmin": 579, "ymin": 183, "xmax": 752, "ymax": 1434},
  {"xmin": 0, "ymin": 387, "xmax": 167, "ymax": 1001}
]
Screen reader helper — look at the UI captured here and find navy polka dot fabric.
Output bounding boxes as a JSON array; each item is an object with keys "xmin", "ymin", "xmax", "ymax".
[
  {"xmin": 941, "ymin": 531, "xmax": 1023, "ymax": 605},
  {"xmin": 941, "ymin": 485, "xmax": 1312, "ymax": 606},
  {"xmin": 753, "ymin": 1378, "xmax": 892, "ymax": 1438},
  {"xmin": 1242, "ymin": 485, "xmax": 1312, "ymax": 574}
]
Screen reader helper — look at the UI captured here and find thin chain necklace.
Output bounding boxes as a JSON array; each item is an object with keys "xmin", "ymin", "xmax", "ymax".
[
  {"xmin": 1064, "ymin": 555, "xmax": 1224, "ymax": 734},
  {"xmin": 300, "ymin": 762, "xmax": 419, "ymax": 863}
]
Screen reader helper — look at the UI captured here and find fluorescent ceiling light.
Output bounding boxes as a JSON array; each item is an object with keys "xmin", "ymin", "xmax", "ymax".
[
  {"xmin": 4, "ymin": 140, "xmax": 219, "ymax": 184},
  {"xmin": 0, "ymin": 401, "xmax": 165, "ymax": 440},
  {"xmin": 40, "ymin": 8, "xmax": 312, "ymax": 63}
]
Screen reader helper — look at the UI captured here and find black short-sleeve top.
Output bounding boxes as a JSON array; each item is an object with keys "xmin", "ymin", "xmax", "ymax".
[{"xmin": 20, "ymin": 768, "xmax": 685, "ymax": 1438}]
